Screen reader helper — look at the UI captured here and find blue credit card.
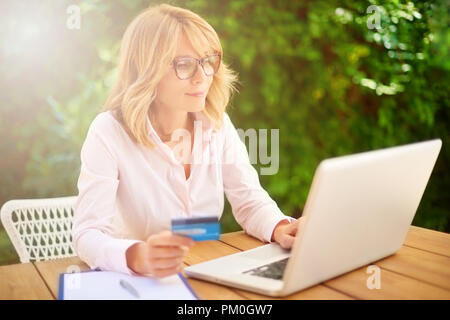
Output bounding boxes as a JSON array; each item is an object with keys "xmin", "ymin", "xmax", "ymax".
[{"xmin": 171, "ymin": 216, "xmax": 221, "ymax": 241}]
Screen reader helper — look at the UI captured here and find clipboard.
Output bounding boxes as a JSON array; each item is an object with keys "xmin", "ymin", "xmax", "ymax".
[{"xmin": 58, "ymin": 268, "xmax": 199, "ymax": 300}]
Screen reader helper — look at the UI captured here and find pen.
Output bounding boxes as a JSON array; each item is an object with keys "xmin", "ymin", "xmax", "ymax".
[{"xmin": 119, "ymin": 279, "xmax": 141, "ymax": 299}]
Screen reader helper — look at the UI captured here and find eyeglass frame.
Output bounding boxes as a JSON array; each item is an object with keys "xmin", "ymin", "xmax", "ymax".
[{"xmin": 171, "ymin": 53, "xmax": 221, "ymax": 80}]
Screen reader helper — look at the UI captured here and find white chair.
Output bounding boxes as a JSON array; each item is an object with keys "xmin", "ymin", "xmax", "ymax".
[{"xmin": 0, "ymin": 196, "xmax": 76, "ymax": 263}]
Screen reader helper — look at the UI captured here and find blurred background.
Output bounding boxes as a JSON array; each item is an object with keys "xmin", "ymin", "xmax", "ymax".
[{"xmin": 0, "ymin": 0, "xmax": 448, "ymax": 265}]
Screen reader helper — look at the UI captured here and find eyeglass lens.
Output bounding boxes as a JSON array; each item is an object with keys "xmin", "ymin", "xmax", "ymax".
[{"xmin": 175, "ymin": 55, "xmax": 220, "ymax": 79}]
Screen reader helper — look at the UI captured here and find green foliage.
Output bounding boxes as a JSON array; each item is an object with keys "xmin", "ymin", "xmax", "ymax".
[
  {"xmin": 208, "ymin": 0, "xmax": 450, "ymax": 230},
  {"xmin": 0, "ymin": 0, "xmax": 448, "ymax": 265}
]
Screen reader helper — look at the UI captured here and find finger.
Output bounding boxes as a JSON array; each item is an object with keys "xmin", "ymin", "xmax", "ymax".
[
  {"xmin": 148, "ymin": 246, "xmax": 187, "ymax": 259},
  {"xmin": 286, "ymin": 219, "xmax": 300, "ymax": 235},
  {"xmin": 152, "ymin": 263, "xmax": 184, "ymax": 278},
  {"xmin": 147, "ymin": 231, "xmax": 195, "ymax": 248},
  {"xmin": 279, "ymin": 234, "xmax": 295, "ymax": 249},
  {"xmin": 288, "ymin": 224, "xmax": 298, "ymax": 236},
  {"xmin": 151, "ymin": 257, "xmax": 184, "ymax": 269}
]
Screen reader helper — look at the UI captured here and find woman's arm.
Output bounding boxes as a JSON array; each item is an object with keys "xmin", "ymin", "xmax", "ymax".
[{"xmin": 72, "ymin": 116, "xmax": 142, "ymax": 275}]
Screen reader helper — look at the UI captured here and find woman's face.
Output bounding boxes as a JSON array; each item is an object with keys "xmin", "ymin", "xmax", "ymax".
[{"xmin": 154, "ymin": 34, "xmax": 214, "ymax": 114}]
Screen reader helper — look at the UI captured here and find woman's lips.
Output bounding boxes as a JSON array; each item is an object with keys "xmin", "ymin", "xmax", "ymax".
[{"xmin": 186, "ymin": 91, "xmax": 206, "ymax": 97}]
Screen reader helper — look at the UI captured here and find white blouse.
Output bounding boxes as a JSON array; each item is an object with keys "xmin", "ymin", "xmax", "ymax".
[{"xmin": 72, "ymin": 110, "xmax": 294, "ymax": 275}]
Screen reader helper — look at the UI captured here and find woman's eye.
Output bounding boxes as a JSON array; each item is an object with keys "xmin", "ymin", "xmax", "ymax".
[{"xmin": 178, "ymin": 61, "xmax": 193, "ymax": 70}]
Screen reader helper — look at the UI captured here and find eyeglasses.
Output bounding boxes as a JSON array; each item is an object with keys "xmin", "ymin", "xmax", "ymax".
[{"xmin": 172, "ymin": 54, "xmax": 221, "ymax": 80}]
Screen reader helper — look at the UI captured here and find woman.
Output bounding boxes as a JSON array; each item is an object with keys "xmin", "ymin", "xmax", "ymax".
[{"xmin": 72, "ymin": 3, "xmax": 300, "ymax": 278}]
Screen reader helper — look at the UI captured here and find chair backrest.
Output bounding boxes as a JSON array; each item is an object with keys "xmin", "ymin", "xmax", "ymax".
[{"xmin": 0, "ymin": 196, "xmax": 76, "ymax": 263}]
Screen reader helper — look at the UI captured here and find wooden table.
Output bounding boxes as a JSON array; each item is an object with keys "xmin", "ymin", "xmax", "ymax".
[{"xmin": 1, "ymin": 226, "xmax": 449, "ymax": 300}]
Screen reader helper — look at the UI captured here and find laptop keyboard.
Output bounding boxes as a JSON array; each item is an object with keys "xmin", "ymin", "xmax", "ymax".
[{"xmin": 243, "ymin": 257, "xmax": 289, "ymax": 280}]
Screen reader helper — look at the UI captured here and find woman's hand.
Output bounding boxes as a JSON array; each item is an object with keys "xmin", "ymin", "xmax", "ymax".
[
  {"xmin": 126, "ymin": 230, "xmax": 195, "ymax": 278},
  {"xmin": 271, "ymin": 218, "xmax": 302, "ymax": 249}
]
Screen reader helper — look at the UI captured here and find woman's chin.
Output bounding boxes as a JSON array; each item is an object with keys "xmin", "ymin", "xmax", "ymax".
[{"xmin": 190, "ymin": 103, "xmax": 206, "ymax": 112}]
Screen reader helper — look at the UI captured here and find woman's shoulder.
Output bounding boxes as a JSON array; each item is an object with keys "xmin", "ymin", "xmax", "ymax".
[
  {"xmin": 88, "ymin": 110, "xmax": 122, "ymax": 137},
  {"xmin": 219, "ymin": 111, "xmax": 236, "ymax": 133}
]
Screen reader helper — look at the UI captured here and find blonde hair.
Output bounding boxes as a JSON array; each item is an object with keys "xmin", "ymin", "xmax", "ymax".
[{"xmin": 102, "ymin": 3, "xmax": 239, "ymax": 148}]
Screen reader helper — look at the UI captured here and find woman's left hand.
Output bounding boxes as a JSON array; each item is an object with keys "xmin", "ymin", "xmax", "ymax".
[{"xmin": 271, "ymin": 218, "xmax": 302, "ymax": 249}]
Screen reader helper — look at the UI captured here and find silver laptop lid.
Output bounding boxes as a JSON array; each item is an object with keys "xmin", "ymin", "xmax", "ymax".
[{"xmin": 282, "ymin": 139, "xmax": 442, "ymax": 294}]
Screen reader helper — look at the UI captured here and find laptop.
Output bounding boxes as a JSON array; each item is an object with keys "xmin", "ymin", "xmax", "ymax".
[{"xmin": 184, "ymin": 139, "xmax": 442, "ymax": 297}]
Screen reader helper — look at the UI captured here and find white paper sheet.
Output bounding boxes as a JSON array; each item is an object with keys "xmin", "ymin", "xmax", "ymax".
[{"xmin": 59, "ymin": 271, "xmax": 198, "ymax": 300}]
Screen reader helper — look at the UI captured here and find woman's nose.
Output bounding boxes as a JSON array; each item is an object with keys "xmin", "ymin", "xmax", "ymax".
[{"xmin": 191, "ymin": 63, "xmax": 208, "ymax": 83}]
